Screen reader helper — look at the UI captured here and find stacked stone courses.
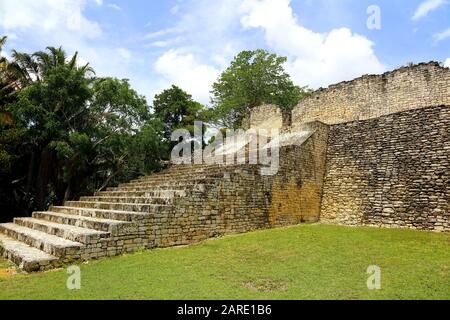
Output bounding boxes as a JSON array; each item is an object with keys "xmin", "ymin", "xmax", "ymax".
[
  {"xmin": 321, "ymin": 105, "xmax": 449, "ymax": 231},
  {"xmin": 292, "ymin": 62, "xmax": 450, "ymax": 126},
  {"xmin": 0, "ymin": 62, "xmax": 448, "ymax": 272}
]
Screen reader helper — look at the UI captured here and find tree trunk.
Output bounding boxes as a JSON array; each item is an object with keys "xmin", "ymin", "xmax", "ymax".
[
  {"xmin": 63, "ymin": 183, "xmax": 71, "ymax": 204},
  {"xmin": 36, "ymin": 146, "xmax": 53, "ymax": 211},
  {"xmin": 25, "ymin": 151, "xmax": 35, "ymax": 195}
]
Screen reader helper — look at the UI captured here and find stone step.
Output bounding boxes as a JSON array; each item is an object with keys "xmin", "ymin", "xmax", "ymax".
[
  {"xmin": 33, "ymin": 211, "xmax": 134, "ymax": 234},
  {"xmin": 122, "ymin": 175, "xmax": 225, "ymax": 188},
  {"xmin": 51, "ymin": 206, "xmax": 150, "ymax": 222},
  {"xmin": 128, "ymin": 170, "xmax": 232, "ymax": 183},
  {"xmin": 79, "ymin": 196, "xmax": 174, "ymax": 205},
  {"xmin": 94, "ymin": 189, "xmax": 186, "ymax": 198},
  {"xmin": 14, "ymin": 217, "xmax": 109, "ymax": 244},
  {"xmin": 0, "ymin": 223, "xmax": 82, "ymax": 259},
  {"xmin": 108, "ymin": 180, "xmax": 216, "ymax": 192},
  {"xmin": 106, "ymin": 184, "xmax": 195, "ymax": 192},
  {"xmin": 94, "ymin": 187, "xmax": 188, "ymax": 197},
  {"xmin": 136, "ymin": 173, "xmax": 228, "ymax": 183},
  {"xmin": 152, "ymin": 164, "xmax": 253, "ymax": 176},
  {"xmin": 145, "ymin": 164, "xmax": 228, "ymax": 176},
  {"xmin": 64, "ymin": 201, "xmax": 171, "ymax": 214},
  {"xmin": 0, "ymin": 234, "xmax": 58, "ymax": 272}
]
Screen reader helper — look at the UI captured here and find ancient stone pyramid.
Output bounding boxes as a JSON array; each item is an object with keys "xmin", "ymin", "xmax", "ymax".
[{"xmin": 1, "ymin": 62, "xmax": 449, "ymax": 272}]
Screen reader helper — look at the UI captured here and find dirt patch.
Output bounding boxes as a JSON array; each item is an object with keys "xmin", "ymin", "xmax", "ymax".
[
  {"xmin": 243, "ymin": 278, "xmax": 289, "ymax": 293},
  {"xmin": 0, "ymin": 267, "xmax": 17, "ymax": 279}
]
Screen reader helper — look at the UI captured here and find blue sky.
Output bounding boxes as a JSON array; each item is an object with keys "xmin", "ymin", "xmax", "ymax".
[{"xmin": 0, "ymin": 0, "xmax": 449, "ymax": 105}]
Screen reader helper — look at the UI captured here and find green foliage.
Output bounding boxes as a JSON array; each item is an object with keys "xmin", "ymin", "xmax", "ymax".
[
  {"xmin": 0, "ymin": 43, "xmax": 311, "ymax": 221},
  {"xmin": 210, "ymin": 49, "xmax": 309, "ymax": 128},
  {"xmin": 153, "ymin": 85, "xmax": 205, "ymax": 140},
  {"xmin": 0, "ymin": 36, "xmax": 17, "ymax": 106},
  {"xmin": 91, "ymin": 78, "xmax": 149, "ymax": 131},
  {"xmin": 10, "ymin": 65, "xmax": 92, "ymax": 142},
  {"xmin": 0, "ymin": 44, "xmax": 169, "ymax": 218}
]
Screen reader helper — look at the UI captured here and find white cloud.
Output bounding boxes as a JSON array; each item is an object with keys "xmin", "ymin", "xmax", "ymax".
[
  {"xmin": 412, "ymin": 0, "xmax": 447, "ymax": 20},
  {"xmin": 0, "ymin": 0, "xmax": 387, "ymax": 105},
  {"xmin": 445, "ymin": 58, "xmax": 450, "ymax": 68},
  {"xmin": 117, "ymin": 48, "xmax": 132, "ymax": 62},
  {"xmin": 0, "ymin": 0, "xmax": 102, "ymax": 38},
  {"xmin": 170, "ymin": 5, "xmax": 180, "ymax": 15},
  {"xmin": 0, "ymin": 0, "xmax": 143, "ymax": 91},
  {"xmin": 147, "ymin": 38, "xmax": 182, "ymax": 48},
  {"xmin": 155, "ymin": 49, "xmax": 220, "ymax": 104},
  {"xmin": 148, "ymin": 0, "xmax": 244, "ymax": 103},
  {"xmin": 107, "ymin": 3, "xmax": 121, "ymax": 11},
  {"xmin": 5, "ymin": 33, "xmax": 18, "ymax": 40},
  {"xmin": 150, "ymin": 0, "xmax": 385, "ymax": 103},
  {"xmin": 433, "ymin": 28, "xmax": 450, "ymax": 42},
  {"xmin": 240, "ymin": 0, "xmax": 386, "ymax": 89},
  {"xmin": 144, "ymin": 28, "xmax": 178, "ymax": 40},
  {"xmin": 0, "ymin": 48, "xmax": 11, "ymax": 60},
  {"xmin": 146, "ymin": 0, "xmax": 243, "ymax": 59}
]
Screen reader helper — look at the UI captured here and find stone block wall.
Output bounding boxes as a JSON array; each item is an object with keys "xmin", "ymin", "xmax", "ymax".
[
  {"xmin": 150, "ymin": 166, "xmax": 272, "ymax": 248},
  {"xmin": 268, "ymin": 122, "xmax": 329, "ymax": 226},
  {"xmin": 150, "ymin": 124, "xmax": 329, "ymax": 247},
  {"xmin": 292, "ymin": 62, "xmax": 450, "ymax": 126},
  {"xmin": 153, "ymin": 63, "xmax": 450, "ymax": 237},
  {"xmin": 242, "ymin": 104, "xmax": 289, "ymax": 131},
  {"xmin": 139, "ymin": 63, "xmax": 450, "ymax": 244},
  {"xmin": 320, "ymin": 105, "xmax": 450, "ymax": 231}
]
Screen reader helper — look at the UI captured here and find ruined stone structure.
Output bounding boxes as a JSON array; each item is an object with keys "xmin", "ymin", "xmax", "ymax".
[
  {"xmin": 0, "ymin": 62, "xmax": 448, "ymax": 272},
  {"xmin": 292, "ymin": 62, "xmax": 450, "ymax": 126},
  {"xmin": 321, "ymin": 105, "xmax": 449, "ymax": 231}
]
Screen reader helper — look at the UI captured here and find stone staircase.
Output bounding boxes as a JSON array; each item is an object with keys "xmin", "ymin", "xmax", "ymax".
[
  {"xmin": 0, "ymin": 122, "xmax": 328, "ymax": 272},
  {"xmin": 0, "ymin": 164, "xmax": 256, "ymax": 272}
]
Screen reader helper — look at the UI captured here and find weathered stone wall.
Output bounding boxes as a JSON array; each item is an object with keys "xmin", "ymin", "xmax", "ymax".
[
  {"xmin": 321, "ymin": 105, "xmax": 450, "ymax": 231},
  {"xmin": 244, "ymin": 104, "xmax": 285, "ymax": 131},
  {"xmin": 293, "ymin": 62, "xmax": 450, "ymax": 126},
  {"xmin": 150, "ymin": 124, "xmax": 329, "ymax": 247},
  {"xmin": 150, "ymin": 165, "xmax": 272, "ymax": 247},
  {"xmin": 268, "ymin": 122, "xmax": 329, "ymax": 226},
  {"xmin": 251, "ymin": 104, "xmax": 282, "ymax": 129}
]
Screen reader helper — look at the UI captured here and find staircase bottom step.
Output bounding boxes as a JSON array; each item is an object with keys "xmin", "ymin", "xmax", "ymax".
[{"xmin": 0, "ymin": 234, "xmax": 58, "ymax": 272}]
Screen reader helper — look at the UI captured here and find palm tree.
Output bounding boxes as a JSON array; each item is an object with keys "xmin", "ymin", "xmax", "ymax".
[
  {"xmin": 7, "ymin": 46, "xmax": 94, "ymax": 89},
  {"xmin": 0, "ymin": 36, "xmax": 17, "ymax": 109},
  {"xmin": 0, "ymin": 36, "xmax": 10, "ymax": 85},
  {"xmin": 5, "ymin": 46, "xmax": 96, "ymax": 210},
  {"xmin": 0, "ymin": 36, "xmax": 7, "ymax": 68}
]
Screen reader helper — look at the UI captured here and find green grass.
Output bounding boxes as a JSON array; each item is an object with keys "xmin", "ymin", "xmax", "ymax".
[
  {"xmin": 0, "ymin": 224, "xmax": 448, "ymax": 300},
  {"xmin": 0, "ymin": 258, "xmax": 11, "ymax": 270}
]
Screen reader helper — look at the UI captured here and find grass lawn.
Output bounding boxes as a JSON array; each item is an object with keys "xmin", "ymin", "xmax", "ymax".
[{"xmin": 0, "ymin": 224, "xmax": 448, "ymax": 300}]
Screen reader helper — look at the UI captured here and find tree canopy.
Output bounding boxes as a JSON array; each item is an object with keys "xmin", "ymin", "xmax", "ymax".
[
  {"xmin": 0, "ymin": 40, "xmax": 311, "ymax": 222},
  {"xmin": 153, "ymin": 85, "xmax": 205, "ymax": 140},
  {"xmin": 209, "ymin": 49, "xmax": 309, "ymax": 128},
  {"xmin": 0, "ymin": 43, "xmax": 167, "ymax": 220}
]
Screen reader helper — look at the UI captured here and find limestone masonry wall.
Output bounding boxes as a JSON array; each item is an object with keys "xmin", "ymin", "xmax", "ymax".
[
  {"xmin": 154, "ymin": 128, "xmax": 330, "ymax": 247},
  {"xmin": 292, "ymin": 62, "xmax": 450, "ymax": 126},
  {"xmin": 216, "ymin": 62, "xmax": 450, "ymax": 232},
  {"xmin": 249, "ymin": 104, "xmax": 284, "ymax": 130},
  {"xmin": 268, "ymin": 122, "xmax": 329, "ymax": 226},
  {"xmin": 321, "ymin": 105, "xmax": 449, "ymax": 231}
]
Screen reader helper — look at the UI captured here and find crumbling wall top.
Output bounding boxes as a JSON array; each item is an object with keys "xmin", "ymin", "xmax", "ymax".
[{"xmin": 292, "ymin": 61, "xmax": 450, "ymax": 126}]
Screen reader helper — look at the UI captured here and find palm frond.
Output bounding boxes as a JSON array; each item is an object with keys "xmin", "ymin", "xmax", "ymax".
[
  {"xmin": 0, "ymin": 36, "xmax": 7, "ymax": 49},
  {"xmin": 80, "ymin": 63, "xmax": 95, "ymax": 76},
  {"xmin": 68, "ymin": 52, "xmax": 79, "ymax": 70}
]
